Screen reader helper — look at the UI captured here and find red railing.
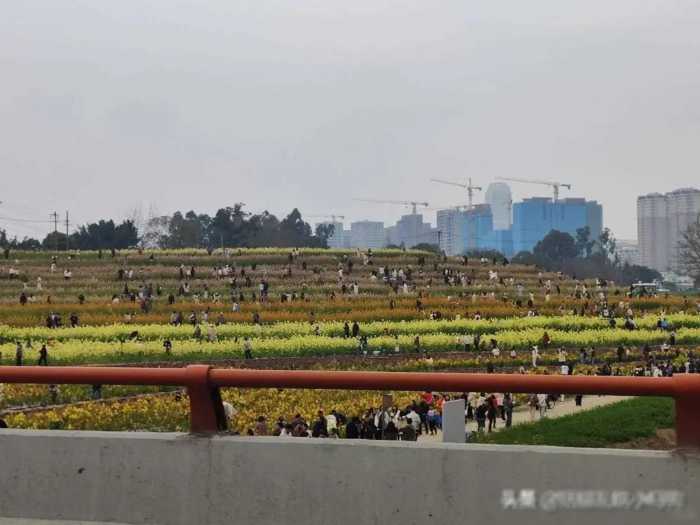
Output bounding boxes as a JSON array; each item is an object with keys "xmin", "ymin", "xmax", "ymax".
[{"xmin": 2, "ymin": 365, "xmax": 699, "ymax": 448}]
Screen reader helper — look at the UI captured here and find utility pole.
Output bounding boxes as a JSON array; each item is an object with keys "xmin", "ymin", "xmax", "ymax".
[
  {"xmin": 65, "ymin": 210, "xmax": 70, "ymax": 251},
  {"xmin": 51, "ymin": 212, "xmax": 59, "ymax": 252}
]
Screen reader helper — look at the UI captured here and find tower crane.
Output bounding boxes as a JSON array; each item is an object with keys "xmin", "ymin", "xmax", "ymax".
[
  {"xmin": 430, "ymin": 178, "xmax": 482, "ymax": 209},
  {"xmin": 426, "ymin": 204, "xmax": 470, "ymax": 212},
  {"xmin": 307, "ymin": 214, "xmax": 346, "ymax": 223},
  {"xmin": 353, "ymin": 199, "xmax": 429, "ymax": 215},
  {"xmin": 496, "ymin": 177, "xmax": 571, "ymax": 201}
]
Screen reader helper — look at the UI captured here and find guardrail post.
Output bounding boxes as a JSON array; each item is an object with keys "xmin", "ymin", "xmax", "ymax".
[
  {"xmin": 675, "ymin": 393, "xmax": 700, "ymax": 450},
  {"xmin": 185, "ymin": 365, "xmax": 227, "ymax": 434}
]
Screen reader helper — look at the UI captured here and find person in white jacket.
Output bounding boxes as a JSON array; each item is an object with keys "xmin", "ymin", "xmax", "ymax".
[
  {"xmin": 537, "ymin": 393, "xmax": 548, "ymax": 418},
  {"xmin": 405, "ymin": 408, "xmax": 421, "ymax": 433}
]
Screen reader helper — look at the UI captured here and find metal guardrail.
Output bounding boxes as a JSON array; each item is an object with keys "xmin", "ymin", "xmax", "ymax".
[{"xmin": 1, "ymin": 366, "xmax": 699, "ymax": 448}]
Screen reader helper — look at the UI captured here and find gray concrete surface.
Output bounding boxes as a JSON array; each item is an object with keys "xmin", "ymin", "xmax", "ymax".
[
  {"xmin": 441, "ymin": 398, "xmax": 465, "ymax": 443},
  {"xmin": 1, "ymin": 430, "xmax": 699, "ymax": 525},
  {"xmin": 0, "ymin": 518, "xmax": 129, "ymax": 525}
]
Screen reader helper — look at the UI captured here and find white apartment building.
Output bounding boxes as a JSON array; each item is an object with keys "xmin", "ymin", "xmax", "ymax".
[
  {"xmin": 637, "ymin": 188, "xmax": 700, "ymax": 272},
  {"xmin": 667, "ymin": 188, "xmax": 700, "ymax": 271},
  {"xmin": 350, "ymin": 221, "xmax": 385, "ymax": 249},
  {"xmin": 616, "ymin": 239, "xmax": 640, "ymax": 266},
  {"xmin": 436, "ymin": 208, "xmax": 465, "ymax": 256}
]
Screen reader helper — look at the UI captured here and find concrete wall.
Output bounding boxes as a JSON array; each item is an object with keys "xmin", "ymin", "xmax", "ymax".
[{"xmin": 1, "ymin": 430, "xmax": 699, "ymax": 525}]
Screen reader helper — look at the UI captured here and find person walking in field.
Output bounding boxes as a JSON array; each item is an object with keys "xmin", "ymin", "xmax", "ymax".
[
  {"xmin": 414, "ymin": 335, "xmax": 421, "ymax": 353},
  {"xmin": 531, "ymin": 346, "xmax": 539, "ymax": 367},
  {"xmin": 527, "ymin": 393, "xmax": 538, "ymax": 421},
  {"xmin": 537, "ymin": 393, "xmax": 548, "ymax": 418},
  {"xmin": 207, "ymin": 324, "xmax": 217, "ymax": 342},
  {"xmin": 243, "ymin": 337, "xmax": 253, "ymax": 359},
  {"xmin": 475, "ymin": 400, "xmax": 488, "ymax": 433},
  {"xmin": 15, "ymin": 342, "xmax": 23, "ymax": 366},
  {"xmin": 541, "ymin": 331, "xmax": 551, "ymax": 348},
  {"xmin": 351, "ymin": 321, "xmax": 360, "ymax": 338},
  {"xmin": 487, "ymin": 395, "xmax": 498, "ymax": 432},
  {"xmin": 503, "ymin": 393, "xmax": 514, "ymax": 427},
  {"xmin": 38, "ymin": 344, "xmax": 48, "ymax": 366}
]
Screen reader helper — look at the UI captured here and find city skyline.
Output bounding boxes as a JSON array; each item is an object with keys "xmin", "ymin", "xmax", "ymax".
[{"xmin": 2, "ymin": 180, "xmax": 697, "ymax": 245}]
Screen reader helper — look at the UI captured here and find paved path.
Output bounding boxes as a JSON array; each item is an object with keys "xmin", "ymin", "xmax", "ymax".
[{"xmin": 418, "ymin": 394, "xmax": 633, "ymax": 442}]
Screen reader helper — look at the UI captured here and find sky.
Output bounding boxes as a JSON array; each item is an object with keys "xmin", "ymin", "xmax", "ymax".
[{"xmin": 1, "ymin": 0, "xmax": 699, "ymax": 241}]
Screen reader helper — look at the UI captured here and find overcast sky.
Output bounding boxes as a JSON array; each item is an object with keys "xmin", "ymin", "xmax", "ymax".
[{"xmin": 2, "ymin": 1, "xmax": 699, "ymax": 241}]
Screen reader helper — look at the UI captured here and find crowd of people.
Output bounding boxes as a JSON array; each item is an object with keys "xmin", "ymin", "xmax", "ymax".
[
  {"xmin": 241, "ymin": 391, "xmax": 530, "ymax": 441},
  {"xmin": 243, "ymin": 394, "xmax": 439, "ymax": 440}
]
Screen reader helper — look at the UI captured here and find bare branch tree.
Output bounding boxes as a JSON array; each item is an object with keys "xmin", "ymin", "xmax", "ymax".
[{"xmin": 679, "ymin": 213, "xmax": 700, "ymax": 287}]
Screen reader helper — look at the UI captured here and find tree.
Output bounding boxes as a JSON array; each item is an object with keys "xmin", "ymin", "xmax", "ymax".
[
  {"xmin": 15, "ymin": 237, "xmax": 41, "ymax": 250},
  {"xmin": 679, "ymin": 213, "xmax": 700, "ymax": 287},
  {"xmin": 209, "ymin": 204, "xmax": 248, "ymax": 247},
  {"xmin": 278, "ymin": 208, "xmax": 313, "ymax": 247},
  {"xmin": 314, "ymin": 223, "xmax": 334, "ymax": 248},
  {"xmin": 596, "ymin": 228, "xmax": 619, "ymax": 265},
  {"xmin": 140, "ymin": 216, "xmax": 171, "ymax": 248},
  {"xmin": 114, "ymin": 220, "xmax": 139, "ymax": 248},
  {"xmin": 533, "ymin": 230, "xmax": 577, "ymax": 264},
  {"xmin": 575, "ymin": 227, "xmax": 595, "ymax": 258},
  {"xmin": 70, "ymin": 219, "xmax": 139, "ymax": 249},
  {"xmin": 1, "ymin": 230, "xmax": 41, "ymax": 250},
  {"xmin": 163, "ymin": 211, "xmax": 210, "ymax": 248},
  {"xmin": 246, "ymin": 211, "xmax": 281, "ymax": 247},
  {"xmin": 42, "ymin": 231, "xmax": 68, "ymax": 250}
]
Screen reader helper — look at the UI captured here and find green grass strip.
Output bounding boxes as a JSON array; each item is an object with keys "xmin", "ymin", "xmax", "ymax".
[{"xmin": 477, "ymin": 397, "xmax": 674, "ymax": 448}]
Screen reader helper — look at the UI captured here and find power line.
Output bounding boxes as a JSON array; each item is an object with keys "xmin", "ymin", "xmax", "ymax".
[{"xmin": 0, "ymin": 215, "xmax": 54, "ymax": 224}]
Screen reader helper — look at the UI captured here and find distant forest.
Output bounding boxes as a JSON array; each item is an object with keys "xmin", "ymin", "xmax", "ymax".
[{"xmin": 0, "ymin": 205, "xmax": 333, "ymax": 251}]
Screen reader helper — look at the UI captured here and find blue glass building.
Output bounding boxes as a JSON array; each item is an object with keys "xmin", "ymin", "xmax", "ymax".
[
  {"xmin": 512, "ymin": 198, "xmax": 603, "ymax": 254},
  {"xmin": 436, "ymin": 196, "xmax": 602, "ymax": 257}
]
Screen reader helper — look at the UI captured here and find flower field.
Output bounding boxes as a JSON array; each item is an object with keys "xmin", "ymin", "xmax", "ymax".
[
  {"xmin": 1, "ymin": 326, "xmax": 698, "ymax": 365},
  {"xmin": 4, "ymin": 389, "xmax": 419, "ymax": 433},
  {"xmin": 1, "ymin": 248, "xmax": 697, "ymax": 432}
]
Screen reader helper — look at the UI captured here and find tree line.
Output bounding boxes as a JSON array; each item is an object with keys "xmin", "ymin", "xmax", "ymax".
[
  {"xmin": 0, "ymin": 205, "xmax": 334, "ymax": 251},
  {"xmin": 511, "ymin": 227, "xmax": 663, "ymax": 286}
]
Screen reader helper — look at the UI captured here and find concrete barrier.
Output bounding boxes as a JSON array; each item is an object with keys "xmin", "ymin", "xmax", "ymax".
[{"xmin": 1, "ymin": 430, "xmax": 699, "ymax": 525}]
